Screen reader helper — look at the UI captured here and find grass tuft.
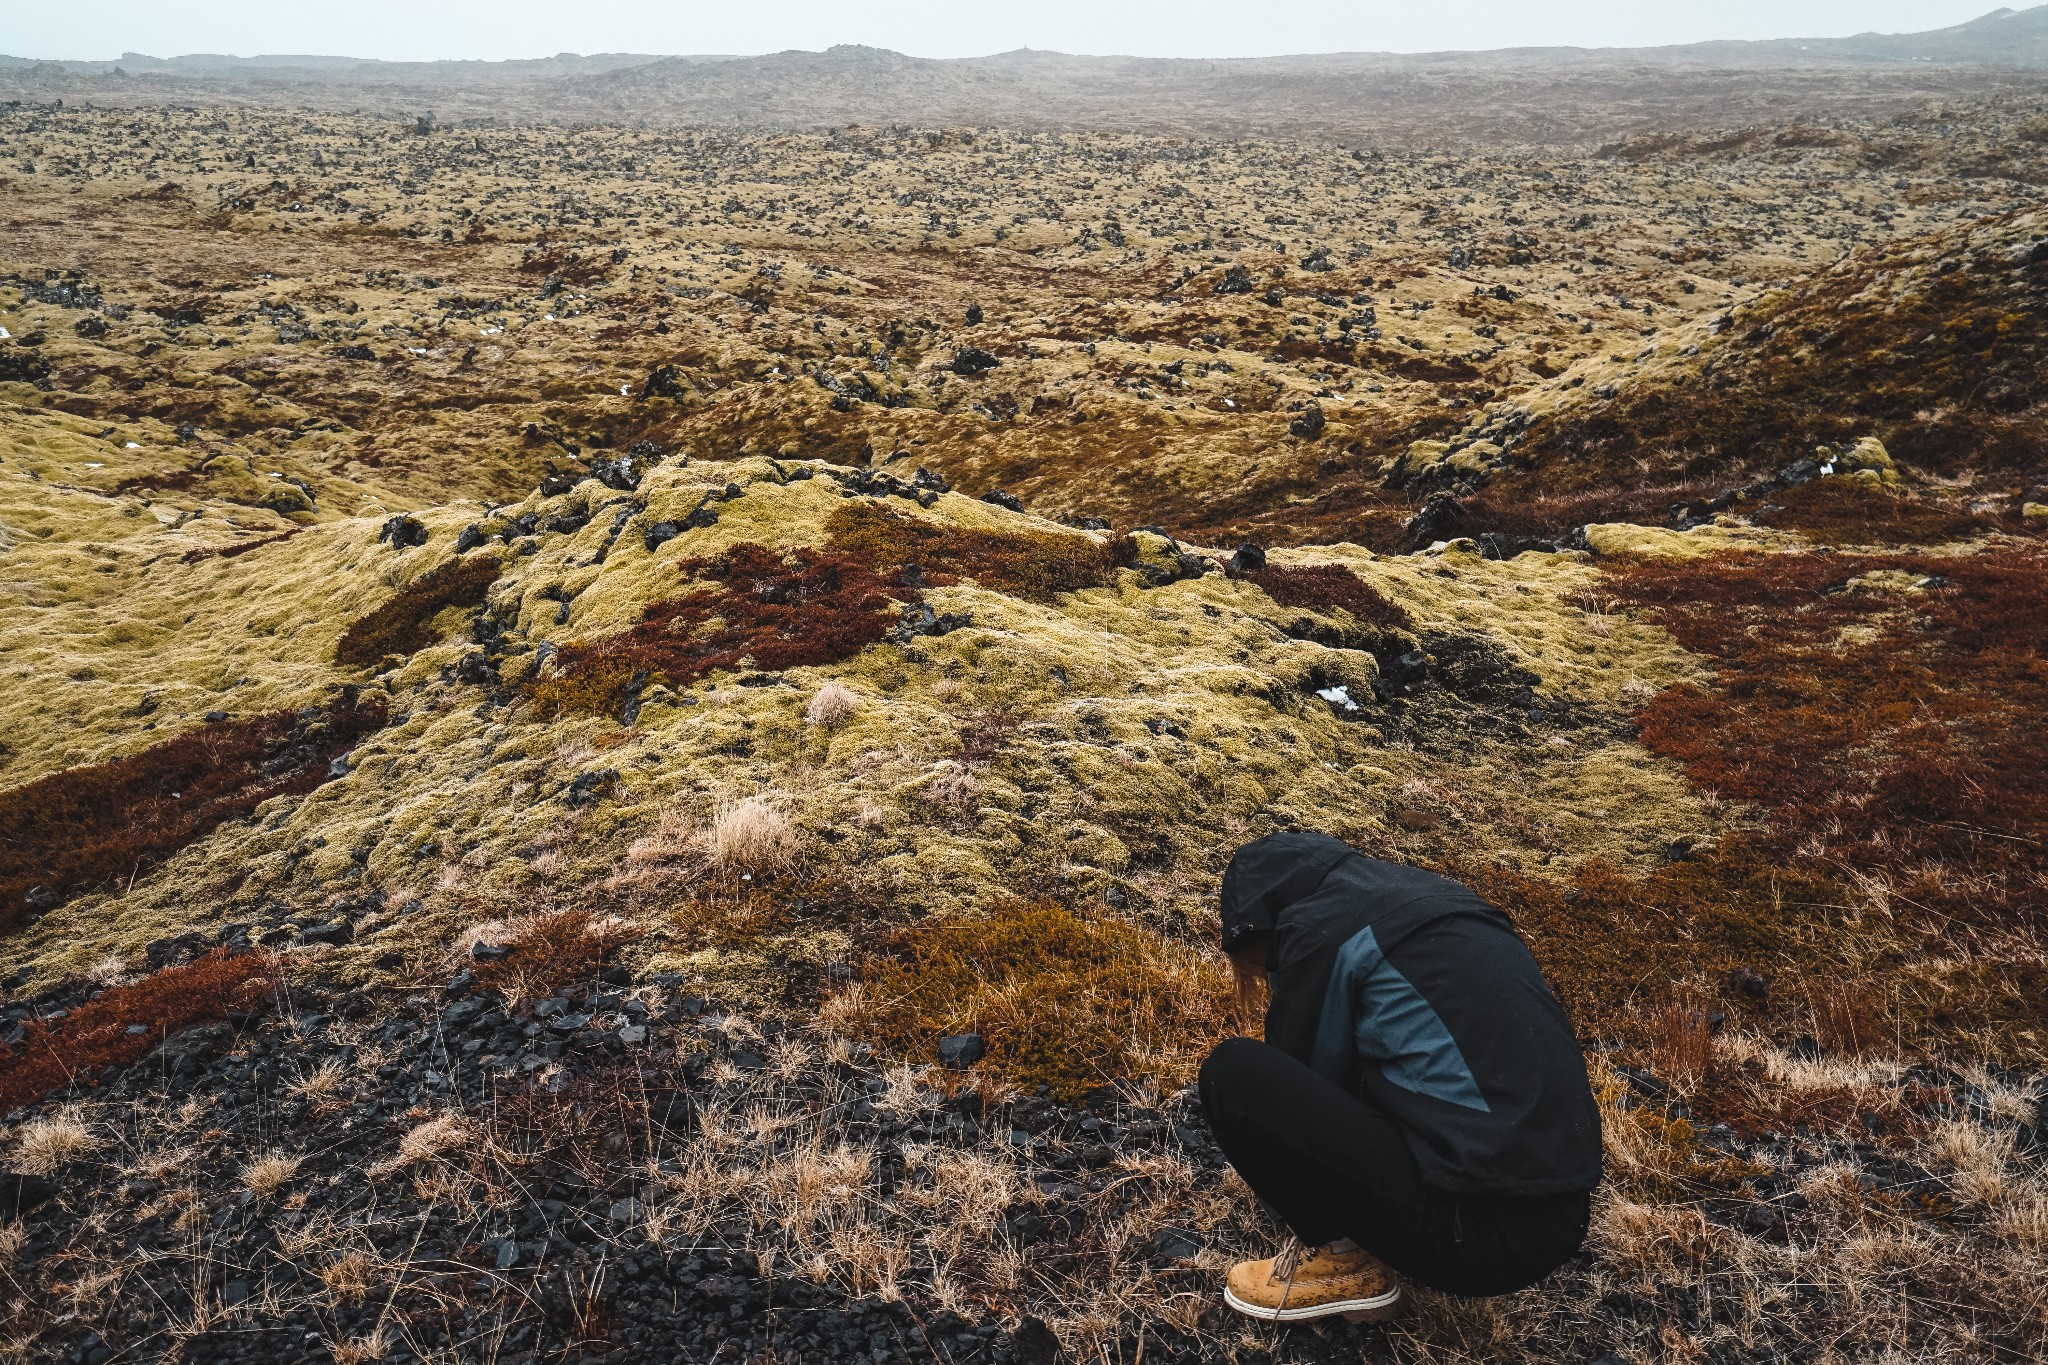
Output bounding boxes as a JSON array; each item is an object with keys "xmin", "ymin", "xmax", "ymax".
[{"xmin": 706, "ymin": 796, "xmax": 799, "ymax": 874}]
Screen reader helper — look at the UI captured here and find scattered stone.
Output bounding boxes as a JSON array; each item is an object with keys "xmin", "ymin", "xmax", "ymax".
[
  {"xmin": 377, "ymin": 514, "xmax": 428, "ymax": 549},
  {"xmin": 1727, "ymin": 967, "xmax": 1770, "ymax": 1000},
  {"xmin": 566, "ymin": 769, "xmax": 620, "ymax": 808},
  {"xmin": 1213, "ymin": 263, "xmax": 1255, "ymax": 294},
  {"xmin": 952, "ymin": 346, "xmax": 1000, "ymax": 375},
  {"xmin": 0, "ymin": 1173, "xmax": 56, "ymax": 1218},
  {"xmin": 897, "ymin": 602, "xmax": 973, "ymax": 639},
  {"xmin": 937, "ymin": 1033, "xmax": 987, "ymax": 1068},
  {"xmin": 1010, "ymin": 1315, "xmax": 1062, "ymax": 1365}
]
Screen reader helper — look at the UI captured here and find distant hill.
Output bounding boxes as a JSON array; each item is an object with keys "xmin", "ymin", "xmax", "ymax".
[{"xmin": 6, "ymin": 6, "xmax": 2048, "ymax": 144}]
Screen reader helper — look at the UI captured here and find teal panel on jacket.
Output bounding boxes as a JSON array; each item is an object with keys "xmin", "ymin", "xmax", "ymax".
[{"xmin": 1309, "ymin": 925, "xmax": 1492, "ymax": 1113}]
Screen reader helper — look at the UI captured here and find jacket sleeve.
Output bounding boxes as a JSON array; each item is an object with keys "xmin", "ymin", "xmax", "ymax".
[{"xmin": 1261, "ymin": 920, "xmax": 1336, "ymax": 1069}]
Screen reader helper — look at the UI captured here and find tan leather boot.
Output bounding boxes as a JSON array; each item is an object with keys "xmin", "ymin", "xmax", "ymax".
[{"xmin": 1223, "ymin": 1238, "xmax": 1404, "ymax": 1323}]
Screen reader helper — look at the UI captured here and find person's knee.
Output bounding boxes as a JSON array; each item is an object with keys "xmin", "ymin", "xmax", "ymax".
[
  {"xmin": 1199, "ymin": 1036, "xmax": 1264, "ymax": 1087},
  {"xmin": 1198, "ymin": 1036, "xmax": 1267, "ymax": 1122}
]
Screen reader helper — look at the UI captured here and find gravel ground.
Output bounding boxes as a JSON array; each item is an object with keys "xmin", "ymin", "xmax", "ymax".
[{"xmin": 7, "ymin": 942, "xmax": 2044, "ymax": 1364}]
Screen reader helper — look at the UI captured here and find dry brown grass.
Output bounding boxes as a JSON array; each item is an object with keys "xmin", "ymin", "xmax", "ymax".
[
  {"xmin": 831, "ymin": 901, "xmax": 1235, "ymax": 1100},
  {"xmin": 1651, "ymin": 996, "xmax": 1718, "ymax": 1090},
  {"xmin": 318, "ymin": 1251, "xmax": 381, "ymax": 1306},
  {"xmin": 288, "ymin": 1057, "xmax": 350, "ymax": 1103},
  {"xmin": 239, "ymin": 1150, "xmax": 302, "ymax": 1198},
  {"xmin": 464, "ymin": 908, "xmax": 642, "ymax": 1004},
  {"xmin": 389, "ymin": 1113, "xmax": 477, "ymax": 1169},
  {"xmin": 328, "ymin": 1329, "xmax": 394, "ymax": 1365},
  {"xmin": 1811, "ymin": 982, "xmax": 1884, "ymax": 1057},
  {"xmin": 706, "ymin": 795, "xmax": 799, "ymax": 874},
  {"xmin": 13, "ymin": 1112, "xmax": 97, "ymax": 1174},
  {"xmin": 805, "ymin": 682, "xmax": 861, "ymax": 728}
]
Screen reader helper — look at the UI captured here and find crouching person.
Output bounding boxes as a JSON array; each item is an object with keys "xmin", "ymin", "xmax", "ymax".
[{"xmin": 1201, "ymin": 832, "xmax": 1601, "ymax": 1323}]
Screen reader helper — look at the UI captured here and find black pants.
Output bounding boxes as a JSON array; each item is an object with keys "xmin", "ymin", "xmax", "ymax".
[{"xmin": 1198, "ymin": 1037, "xmax": 1591, "ymax": 1297}]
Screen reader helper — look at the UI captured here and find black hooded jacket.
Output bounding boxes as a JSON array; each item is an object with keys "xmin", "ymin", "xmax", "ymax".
[{"xmin": 1221, "ymin": 832, "xmax": 1602, "ymax": 1196}]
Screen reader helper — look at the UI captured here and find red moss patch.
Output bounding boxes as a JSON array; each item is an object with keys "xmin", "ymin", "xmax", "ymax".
[
  {"xmin": 0, "ymin": 951, "xmax": 276, "ymax": 1111},
  {"xmin": 1453, "ymin": 480, "xmax": 1721, "ymax": 544},
  {"xmin": 334, "ymin": 553, "xmax": 502, "ymax": 667},
  {"xmin": 180, "ymin": 528, "xmax": 302, "ymax": 564},
  {"xmin": 1495, "ymin": 213, "xmax": 2048, "ymax": 494},
  {"xmin": 529, "ymin": 543, "xmax": 909, "ymax": 718},
  {"xmin": 1236, "ymin": 562, "xmax": 1412, "ymax": 629},
  {"xmin": 0, "ymin": 694, "xmax": 388, "ymax": 932},
  {"xmin": 1606, "ymin": 548, "xmax": 2048, "ymax": 927},
  {"xmin": 1749, "ymin": 478, "xmax": 1994, "ymax": 547},
  {"xmin": 1451, "ymin": 842, "xmax": 1842, "ymax": 1041},
  {"xmin": 824, "ymin": 500, "xmax": 1119, "ymax": 602},
  {"xmin": 468, "ymin": 908, "xmax": 643, "ymax": 1004}
]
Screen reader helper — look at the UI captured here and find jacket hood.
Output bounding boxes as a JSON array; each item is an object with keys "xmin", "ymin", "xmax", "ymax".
[{"xmin": 1219, "ymin": 831, "xmax": 1358, "ymax": 951}]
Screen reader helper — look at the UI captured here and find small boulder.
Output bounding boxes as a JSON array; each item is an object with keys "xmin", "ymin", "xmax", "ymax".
[
  {"xmin": 298, "ymin": 920, "xmax": 353, "ymax": 947},
  {"xmin": 1213, "ymin": 264, "xmax": 1254, "ymax": 295},
  {"xmin": 377, "ymin": 515, "xmax": 428, "ymax": 550},
  {"xmin": 937, "ymin": 1032, "xmax": 986, "ymax": 1069},
  {"xmin": 1149, "ymin": 1227, "xmax": 1204, "ymax": 1261},
  {"xmin": 952, "ymin": 346, "xmax": 1000, "ymax": 376},
  {"xmin": 1010, "ymin": 1315, "xmax": 1061, "ymax": 1365},
  {"xmin": 590, "ymin": 451, "xmax": 641, "ymax": 491},
  {"xmin": 642, "ymin": 364, "xmax": 690, "ymax": 399},
  {"xmin": 0, "ymin": 1173, "xmax": 57, "ymax": 1217}
]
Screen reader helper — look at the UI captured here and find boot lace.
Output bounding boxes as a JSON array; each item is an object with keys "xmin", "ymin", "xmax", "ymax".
[{"xmin": 1270, "ymin": 1236, "xmax": 1308, "ymax": 1284}]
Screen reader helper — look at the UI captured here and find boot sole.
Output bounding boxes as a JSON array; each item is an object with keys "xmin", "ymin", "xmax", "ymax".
[{"xmin": 1223, "ymin": 1283, "xmax": 1403, "ymax": 1324}]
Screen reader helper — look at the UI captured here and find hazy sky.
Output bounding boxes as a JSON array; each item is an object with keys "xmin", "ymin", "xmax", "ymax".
[{"xmin": 1, "ymin": 2, "xmax": 2015, "ymax": 62}]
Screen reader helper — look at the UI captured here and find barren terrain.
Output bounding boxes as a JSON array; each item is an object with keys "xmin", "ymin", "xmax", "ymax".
[
  {"xmin": 10, "ymin": 5, "xmax": 2048, "ymax": 144},
  {"xmin": 0, "ymin": 79, "xmax": 2045, "ymax": 1365}
]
